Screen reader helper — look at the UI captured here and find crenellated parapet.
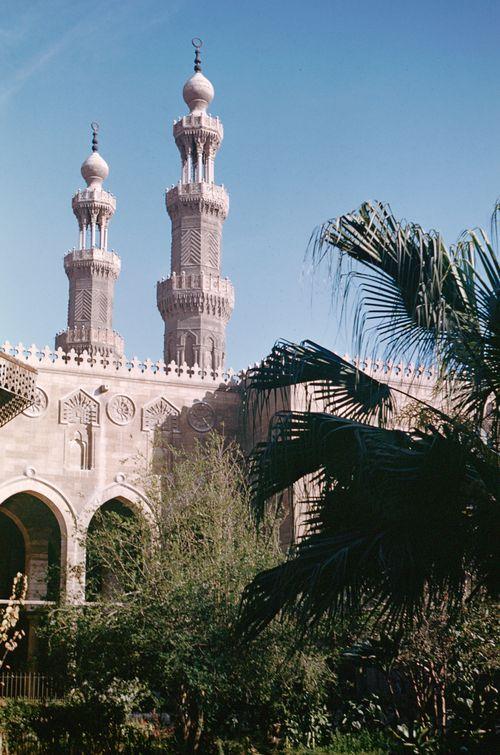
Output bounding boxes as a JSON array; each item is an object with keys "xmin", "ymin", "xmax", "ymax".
[{"xmin": 1, "ymin": 341, "xmax": 243, "ymax": 386}]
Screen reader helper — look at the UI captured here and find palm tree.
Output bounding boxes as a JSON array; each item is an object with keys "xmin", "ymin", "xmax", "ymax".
[{"xmin": 239, "ymin": 200, "xmax": 499, "ymax": 638}]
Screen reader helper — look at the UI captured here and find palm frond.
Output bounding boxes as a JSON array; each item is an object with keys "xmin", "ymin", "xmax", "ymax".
[
  {"xmin": 311, "ymin": 200, "xmax": 499, "ymax": 438},
  {"xmin": 311, "ymin": 201, "xmax": 467, "ymax": 365},
  {"xmin": 248, "ymin": 410, "xmax": 409, "ymax": 521},
  {"xmin": 244, "ymin": 339, "xmax": 395, "ymax": 431},
  {"xmin": 240, "ymin": 420, "xmax": 499, "ymax": 638}
]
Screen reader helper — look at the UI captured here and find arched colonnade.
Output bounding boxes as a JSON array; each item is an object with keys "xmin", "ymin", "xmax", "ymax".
[{"xmin": 0, "ymin": 476, "xmax": 154, "ymax": 605}]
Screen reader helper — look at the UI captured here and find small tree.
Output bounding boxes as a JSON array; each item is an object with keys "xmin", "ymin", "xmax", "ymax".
[
  {"xmin": 43, "ymin": 436, "xmax": 335, "ymax": 752},
  {"xmin": 0, "ymin": 573, "xmax": 27, "ymax": 671}
]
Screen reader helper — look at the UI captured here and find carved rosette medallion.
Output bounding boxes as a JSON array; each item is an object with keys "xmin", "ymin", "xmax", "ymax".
[
  {"xmin": 187, "ymin": 401, "xmax": 216, "ymax": 433},
  {"xmin": 23, "ymin": 387, "xmax": 48, "ymax": 418},
  {"xmin": 107, "ymin": 395, "xmax": 135, "ymax": 426}
]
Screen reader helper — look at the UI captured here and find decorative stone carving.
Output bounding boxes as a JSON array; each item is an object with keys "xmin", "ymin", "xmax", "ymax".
[
  {"xmin": 142, "ymin": 396, "xmax": 180, "ymax": 431},
  {"xmin": 1, "ymin": 341, "xmax": 242, "ymax": 385},
  {"xmin": 68, "ymin": 428, "xmax": 92, "ymax": 470},
  {"xmin": 187, "ymin": 401, "xmax": 216, "ymax": 432},
  {"xmin": 60, "ymin": 389, "xmax": 99, "ymax": 426},
  {"xmin": 23, "ymin": 387, "xmax": 48, "ymax": 418},
  {"xmin": 0, "ymin": 350, "xmax": 37, "ymax": 426},
  {"xmin": 107, "ymin": 394, "xmax": 135, "ymax": 425}
]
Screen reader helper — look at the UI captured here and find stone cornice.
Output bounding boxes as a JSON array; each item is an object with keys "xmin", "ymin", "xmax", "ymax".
[
  {"xmin": 157, "ymin": 285, "xmax": 235, "ymax": 323},
  {"xmin": 63, "ymin": 248, "xmax": 121, "ymax": 279},
  {"xmin": 55, "ymin": 327, "xmax": 124, "ymax": 358},
  {"xmin": 166, "ymin": 182, "xmax": 229, "ymax": 219}
]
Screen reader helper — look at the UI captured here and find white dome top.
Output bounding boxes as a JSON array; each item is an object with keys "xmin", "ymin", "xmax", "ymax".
[
  {"xmin": 81, "ymin": 150, "xmax": 109, "ymax": 189},
  {"xmin": 183, "ymin": 71, "xmax": 214, "ymax": 113}
]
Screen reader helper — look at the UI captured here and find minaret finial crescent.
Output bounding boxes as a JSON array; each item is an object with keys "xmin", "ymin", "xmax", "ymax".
[
  {"xmin": 91, "ymin": 122, "xmax": 99, "ymax": 152},
  {"xmin": 192, "ymin": 37, "xmax": 203, "ymax": 72}
]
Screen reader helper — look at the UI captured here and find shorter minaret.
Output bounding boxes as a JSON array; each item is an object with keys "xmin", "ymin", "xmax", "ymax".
[
  {"xmin": 56, "ymin": 124, "xmax": 124, "ymax": 357},
  {"xmin": 157, "ymin": 40, "xmax": 234, "ymax": 372}
]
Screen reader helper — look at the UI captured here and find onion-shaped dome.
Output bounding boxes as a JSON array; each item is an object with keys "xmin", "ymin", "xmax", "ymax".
[
  {"xmin": 81, "ymin": 150, "xmax": 109, "ymax": 189},
  {"xmin": 183, "ymin": 71, "xmax": 214, "ymax": 113}
]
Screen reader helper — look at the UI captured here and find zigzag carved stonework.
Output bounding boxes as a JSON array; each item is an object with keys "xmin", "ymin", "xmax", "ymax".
[
  {"xmin": 75, "ymin": 289, "xmax": 92, "ymax": 322},
  {"xmin": 97, "ymin": 291, "xmax": 108, "ymax": 325},
  {"xmin": 60, "ymin": 389, "xmax": 99, "ymax": 426},
  {"xmin": 142, "ymin": 396, "xmax": 180, "ymax": 432},
  {"xmin": 181, "ymin": 228, "xmax": 202, "ymax": 265},
  {"xmin": 208, "ymin": 232, "xmax": 219, "ymax": 268}
]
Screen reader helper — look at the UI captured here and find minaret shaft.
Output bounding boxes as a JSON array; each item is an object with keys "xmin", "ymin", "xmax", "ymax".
[
  {"xmin": 157, "ymin": 43, "xmax": 234, "ymax": 372},
  {"xmin": 56, "ymin": 126, "xmax": 124, "ymax": 358}
]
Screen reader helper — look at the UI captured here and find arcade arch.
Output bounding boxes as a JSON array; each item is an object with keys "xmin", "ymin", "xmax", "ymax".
[
  {"xmin": 84, "ymin": 495, "xmax": 148, "ymax": 601},
  {"xmin": 0, "ymin": 493, "xmax": 62, "ymax": 602}
]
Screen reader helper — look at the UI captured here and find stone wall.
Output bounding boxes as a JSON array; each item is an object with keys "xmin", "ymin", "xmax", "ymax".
[{"xmin": 0, "ymin": 342, "xmax": 242, "ymax": 603}]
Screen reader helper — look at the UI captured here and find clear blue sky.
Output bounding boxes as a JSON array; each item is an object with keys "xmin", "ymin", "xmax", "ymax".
[{"xmin": 1, "ymin": 0, "xmax": 499, "ymax": 368}]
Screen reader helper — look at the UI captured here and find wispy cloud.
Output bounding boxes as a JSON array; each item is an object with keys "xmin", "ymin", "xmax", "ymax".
[
  {"xmin": 0, "ymin": 0, "xmax": 185, "ymax": 108},
  {"xmin": 0, "ymin": 37, "xmax": 71, "ymax": 106}
]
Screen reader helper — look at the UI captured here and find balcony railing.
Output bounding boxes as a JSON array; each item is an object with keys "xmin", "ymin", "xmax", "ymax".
[{"xmin": 0, "ymin": 352, "xmax": 37, "ymax": 427}]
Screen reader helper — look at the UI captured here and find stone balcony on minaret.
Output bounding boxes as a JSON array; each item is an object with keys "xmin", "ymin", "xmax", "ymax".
[
  {"xmin": 56, "ymin": 124, "xmax": 124, "ymax": 358},
  {"xmin": 157, "ymin": 40, "xmax": 234, "ymax": 372}
]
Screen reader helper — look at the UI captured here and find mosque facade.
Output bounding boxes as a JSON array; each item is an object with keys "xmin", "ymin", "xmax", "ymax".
[
  {"xmin": 0, "ymin": 45, "xmax": 242, "ymax": 624},
  {"xmin": 0, "ymin": 45, "xmax": 440, "ymax": 662}
]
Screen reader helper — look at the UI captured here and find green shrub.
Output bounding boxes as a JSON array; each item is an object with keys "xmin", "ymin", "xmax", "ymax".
[
  {"xmin": 0, "ymin": 690, "xmax": 174, "ymax": 753},
  {"xmin": 39, "ymin": 437, "xmax": 336, "ymax": 752},
  {"xmin": 30, "ymin": 436, "xmax": 497, "ymax": 753}
]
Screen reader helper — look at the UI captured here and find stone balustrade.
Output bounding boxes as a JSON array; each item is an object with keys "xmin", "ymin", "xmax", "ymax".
[
  {"xmin": 55, "ymin": 326, "xmax": 125, "ymax": 358},
  {"xmin": 63, "ymin": 248, "xmax": 121, "ymax": 266},
  {"xmin": 72, "ymin": 187, "xmax": 116, "ymax": 210},
  {"xmin": 161, "ymin": 271, "xmax": 234, "ymax": 296},
  {"xmin": 173, "ymin": 112, "xmax": 223, "ymax": 137}
]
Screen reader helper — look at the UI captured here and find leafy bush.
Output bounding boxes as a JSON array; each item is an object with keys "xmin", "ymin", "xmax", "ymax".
[
  {"xmin": 30, "ymin": 436, "xmax": 498, "ymax": 752},
  {"xmin": 0, "ymin": 683, "xmax": 174, "ymax": 753},
  {"xmin": 39, "ymin": 436, "xmax": 336, "ymax": 752}
]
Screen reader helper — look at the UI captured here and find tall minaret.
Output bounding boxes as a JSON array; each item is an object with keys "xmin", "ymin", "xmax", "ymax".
[
  {"xmin": 56, "ymin": 124, "xmax": 124, "ymax": 357},
  {"xmin": 157, "ymin": 39, "xmax": 234, "ymax": 371}
]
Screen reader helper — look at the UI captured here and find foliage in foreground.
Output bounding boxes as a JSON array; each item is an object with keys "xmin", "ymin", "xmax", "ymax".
[
  {"xmin": 240, "ymin": 199, "xmax": 499, "ymax": 639},
  {"xmin": 39, "ymin": 437, "xmax": 335, "ymax": 752},
  {"xmin": 0, "ymin": 690, "xmax": 172, "ymax": 753},
  {"xmin": 0, "ymin": 573, "xmax": 27, "ymax": 671},
  {"xmin": 7, "ymin": 436, "xmax": 496, "ymax": 753}
]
